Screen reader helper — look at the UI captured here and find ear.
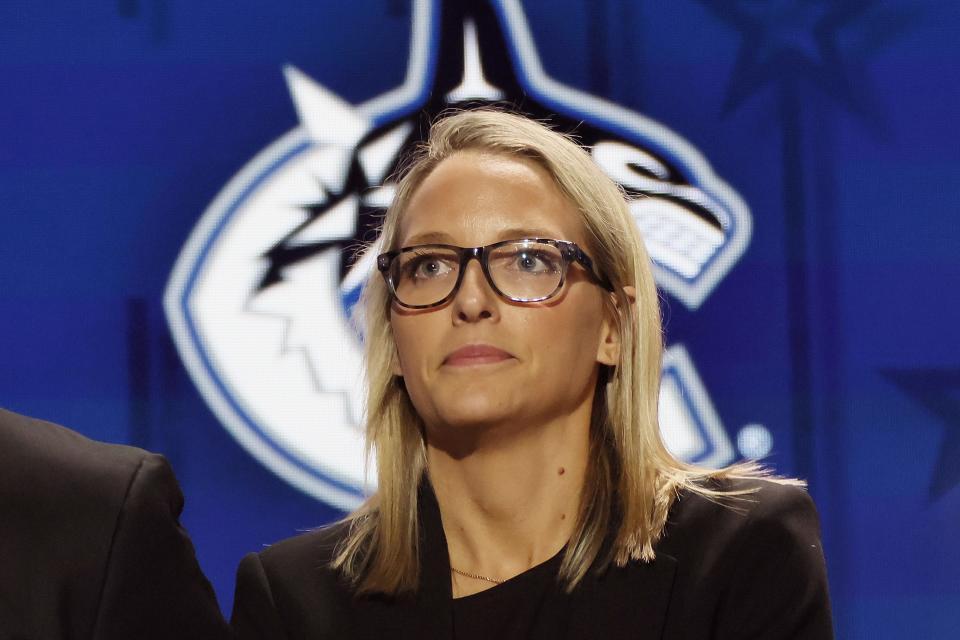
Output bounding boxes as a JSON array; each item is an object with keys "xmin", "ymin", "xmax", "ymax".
[{"xmin": 596, "ymin": 285, "xmax": 636, "ymax": 367}]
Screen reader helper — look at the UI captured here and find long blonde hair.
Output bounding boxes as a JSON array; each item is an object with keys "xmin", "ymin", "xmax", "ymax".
[{"xmin": 332, "ymin": 109, "xmax": 793, "ymax": 595}]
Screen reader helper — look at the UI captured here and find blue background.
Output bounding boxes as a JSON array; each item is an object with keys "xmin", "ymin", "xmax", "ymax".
[{"xmin": 2, "ymin": 1, "xmax": 958, "ymax": 637}]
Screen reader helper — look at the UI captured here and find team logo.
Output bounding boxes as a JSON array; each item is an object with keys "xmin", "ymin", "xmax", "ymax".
[{"xmin": 165, "ymin": 0, "xmax": 749, "ymax": 508}]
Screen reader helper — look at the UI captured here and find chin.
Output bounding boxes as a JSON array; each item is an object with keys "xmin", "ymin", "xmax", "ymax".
[
  {"xmin": 434, "ymin": 395, "xmax": 513, "ymax": 430},
  {"xmin": 446, "ymin": 400, "xmax": 508, "ymax": 424}
]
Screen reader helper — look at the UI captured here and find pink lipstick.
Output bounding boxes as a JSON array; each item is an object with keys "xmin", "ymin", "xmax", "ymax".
[{"xmin": 443, "ymin": 344, "xmax": 514, "ymax": 366}]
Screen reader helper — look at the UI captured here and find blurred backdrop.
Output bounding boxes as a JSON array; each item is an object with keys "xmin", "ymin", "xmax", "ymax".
[{"xmin": 1, "ymin": 1, "xmax": 958, "ymax": 637}]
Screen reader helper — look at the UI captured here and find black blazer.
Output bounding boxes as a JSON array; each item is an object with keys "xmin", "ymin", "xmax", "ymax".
[
  {"xmin": 232, "ymin": 476, "xmax": 834, "ymax": 639},
  {"xmin": 0, "ymin": 408, "xmax": 230, "ymax": 640}
]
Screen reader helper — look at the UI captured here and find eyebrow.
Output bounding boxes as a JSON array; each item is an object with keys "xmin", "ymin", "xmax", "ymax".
[{"xmin": 402, "ymin": 227, "xmax": 563, "ymax": 247}]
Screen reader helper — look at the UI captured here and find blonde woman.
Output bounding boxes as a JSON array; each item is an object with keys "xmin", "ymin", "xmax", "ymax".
[{"xmin": 231, "ymin": 110, "xmax": 833, "ymax": 639}]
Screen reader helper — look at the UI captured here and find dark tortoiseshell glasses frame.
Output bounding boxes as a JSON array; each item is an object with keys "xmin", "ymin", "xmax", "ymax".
[{"xmin": 376, "ymin": 238, "xmax": 614, "ymax": 310}]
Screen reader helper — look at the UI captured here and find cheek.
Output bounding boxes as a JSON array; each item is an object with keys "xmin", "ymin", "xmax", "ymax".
[
  {"xmin": 529, "ymin": 301, "xmax": 603, "ymax": 369},
  {"xmin": 390, "ymin": 319, "xmax": 413, "ymax": 374},
  {"xmin": 390, "ymin": 315, "xmax": 434, "ymax": 375}
]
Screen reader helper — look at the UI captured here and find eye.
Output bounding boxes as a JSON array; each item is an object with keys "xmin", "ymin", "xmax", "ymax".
[
  {"xmin": 510, "ymin": 249, "xmax": 558, "ymax": 273},
  {"xmin": 403, "ymin": 252, "xmax": 455, "ymax": 280}
]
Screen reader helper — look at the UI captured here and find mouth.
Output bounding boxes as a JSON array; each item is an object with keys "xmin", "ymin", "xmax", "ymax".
[{"xmin": 442, "ymin": 344, "xmax": 515, "ymax": 367}]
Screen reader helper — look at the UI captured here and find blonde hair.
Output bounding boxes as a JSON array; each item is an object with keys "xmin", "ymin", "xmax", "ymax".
[{"xmin": 332, "ymin": 109, "xmax": 795, "ymax": 595}]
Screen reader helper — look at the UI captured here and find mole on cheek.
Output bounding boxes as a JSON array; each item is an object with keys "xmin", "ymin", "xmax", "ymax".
[{"xmin": 558, "ymin": 467, "xmax": 565, "ymax": 476}]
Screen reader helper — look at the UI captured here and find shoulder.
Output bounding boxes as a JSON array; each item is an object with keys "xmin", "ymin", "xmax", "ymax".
[
  {"xmin": 0, "ymin": 407, "xmax": 170, "ymax": 535},
  {"xmin": 656, "ymin": 476, "xmax": 827, "ymax": 590},
  {"xmin": 0, "ymin": 407, "xmax": 180, "ymax": 532},
  {"xmin": 0, "ymin": 407, "xmax": 152, "ymax": 496},
  {"xmin": 658, "ymin": 475, "xmax": 826, "ymax": 575},
  {"xmin": 655, "ymin": 477, "xmax": 833, "ymax": 638},
  {"xmin": 661, "ymin": 476, "xmax": 820, "ymax": 551},
  {"xmin": 238, "ymin": 520, "xmax": 352, "ymax": 598},
  {"xmin": 0, "ymin": 408, "xmax": 227, "ymax": 638},
  {"xmin": 257, "ymin": 520, "xmax": 351, "ymax": 576},
  {"xmin": 720, "ymin": 475, "xmax": 815, "ymax": 516},
  {"xmin": 232, "ymin": 522, "xmax": 356, "ymax": 637}
]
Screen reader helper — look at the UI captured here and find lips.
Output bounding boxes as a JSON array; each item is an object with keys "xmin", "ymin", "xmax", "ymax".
[{"xmin": 442, "ymin": 344, "xmax": 514, "ymax": 366}]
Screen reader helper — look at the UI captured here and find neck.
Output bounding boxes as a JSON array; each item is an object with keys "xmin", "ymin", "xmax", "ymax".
[{"xmin": 425, "ymin": 405, "xmax": 592, "ymax": 590}]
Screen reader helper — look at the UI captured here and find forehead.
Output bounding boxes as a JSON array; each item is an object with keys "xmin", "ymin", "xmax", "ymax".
[{"xmin": 397, "ymin": 151, "xmax": 587, "ymax": 247}]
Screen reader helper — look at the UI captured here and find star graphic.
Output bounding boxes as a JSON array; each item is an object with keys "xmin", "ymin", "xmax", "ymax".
[
  {"xmin": 258, "ymin": 125, "xmax": 410, "ymax": 290},
  {"xmin": 883, "ymin": 369, "xmax": 960, "ymax": 500},
  {"xmin": 696, "ymin": 0, "xmax": 919, "ymax": 117}
]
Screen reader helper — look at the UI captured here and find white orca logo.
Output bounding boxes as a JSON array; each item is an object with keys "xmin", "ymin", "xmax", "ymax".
[{"xmin": 165, "ymin": 0, "xmax": 749, "ymax": 508}]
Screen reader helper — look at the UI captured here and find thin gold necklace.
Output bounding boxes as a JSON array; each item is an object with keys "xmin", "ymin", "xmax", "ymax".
[{"xmin": 450, "ymin": 566, "xmax": 505, "ymax": 585}]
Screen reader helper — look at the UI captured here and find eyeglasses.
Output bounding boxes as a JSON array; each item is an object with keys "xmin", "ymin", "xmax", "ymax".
[{"xmin": 377, "ymin": 238, "xmax": 613, "ymax": 309}]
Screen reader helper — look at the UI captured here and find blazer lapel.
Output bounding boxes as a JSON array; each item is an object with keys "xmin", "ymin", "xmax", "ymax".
[{"xmin": 408, "ymin": 479, "xmax": 455, "ymax": 639}]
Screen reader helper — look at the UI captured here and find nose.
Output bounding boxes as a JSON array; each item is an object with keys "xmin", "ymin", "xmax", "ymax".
[{"xmin": 451, "ymin": 258, "xmax": 499, "ymax": 323}]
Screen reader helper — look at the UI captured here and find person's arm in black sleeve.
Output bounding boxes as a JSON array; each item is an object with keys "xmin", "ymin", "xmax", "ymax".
[
  {"xmin": 90, "ymin": 453, "xmax": 231, "ymax": 640},
  {"xmin": 231, "ymin": 551, "xmax": 291, "ymax": 640},
  {"xmin": 716, "ymin": 485, "xmax": 834, "ymax": 640}
]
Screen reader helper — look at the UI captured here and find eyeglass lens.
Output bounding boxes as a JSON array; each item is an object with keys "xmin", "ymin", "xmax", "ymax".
[{"xmin": 390, "ymin": 241, "xmax": 565, "ymax": 306}]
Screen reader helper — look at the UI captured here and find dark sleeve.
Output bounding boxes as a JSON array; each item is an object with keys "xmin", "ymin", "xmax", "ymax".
[
  {"xmin": 90, "ymin": 453, "xmax": 231, "ymax": 640},
  {"xmin": 231, "ymin": 551, "xmax": 291, "ymax": 640},
  {"xmin": 715, "ymin": 486, "xmax": 834, "ymax": 640}
]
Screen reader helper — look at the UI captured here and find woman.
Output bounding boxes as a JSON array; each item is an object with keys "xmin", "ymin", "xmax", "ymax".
[{"xmin": 231, "ymin": 110, "xmax": 833, "ymax": 639}]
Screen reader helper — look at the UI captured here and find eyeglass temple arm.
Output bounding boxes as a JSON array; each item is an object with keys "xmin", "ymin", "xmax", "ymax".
[{"xmin": 567, "ymin": 244, "xmax": 614, "ymax": 292}]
